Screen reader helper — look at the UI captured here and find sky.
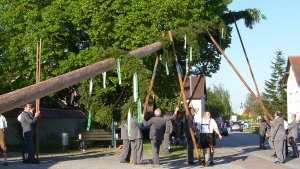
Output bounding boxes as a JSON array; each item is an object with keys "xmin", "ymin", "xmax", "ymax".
[{"xmin": 206, "ymin": 0, "xmax": 300, "ymax": 114}]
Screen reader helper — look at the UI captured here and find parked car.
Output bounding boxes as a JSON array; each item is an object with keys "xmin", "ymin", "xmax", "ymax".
[
  {"xmin": 218, "ymin": 122, "xmax": 228, "ymax": 136},
  {"xmin": 243, "ymin": 121, "xmax": 250, "ymax": 129},
  {"xmin": 230, "ymin": 121, "xmax": 243, "ymax": 132}
]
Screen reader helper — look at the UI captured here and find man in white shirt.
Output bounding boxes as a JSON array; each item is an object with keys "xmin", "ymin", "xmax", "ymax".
[
  {"xmin": 0, "ymin": 115, "xmax": 8, "ymax": 166},
  {"xmin": 197, "ymin": 111, "xmax": 222, "ymax": 167}
]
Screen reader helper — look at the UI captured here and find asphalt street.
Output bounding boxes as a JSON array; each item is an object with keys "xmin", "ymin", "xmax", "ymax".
[{"xmin": 4, "ymin": 131, "xmax": 300, "ymax": 169}]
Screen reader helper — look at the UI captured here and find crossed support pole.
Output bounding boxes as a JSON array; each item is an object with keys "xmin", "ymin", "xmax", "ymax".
[
  {"xmin": 207, "ymin": 31, "xmax": 273, "ymax": 122},
  {"xmin": 35, "ymin": 39, "xmax": 41, "ymax": 162},
  {"xmin": 168, "ymin": 31, "xmax": 202, "ymax": 165}
]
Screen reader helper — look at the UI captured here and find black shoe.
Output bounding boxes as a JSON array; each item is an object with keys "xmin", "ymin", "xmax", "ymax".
[
  {"xmin": 29, "ymin": 161, "xmax": 40, "ymax": 164},
  {"xmin": 291, "ymin": 156, "xmax": 298, "ymax": 158},
  {"xmin": 3, "ymin": 162, "xmax": 8, "ymax": 166},
  {"xmin": 274, "ymin": 161, "xmax": 283, "ymax": 164},
  {"xmin": 188, "ymin": 162, "xmax": 196, "ymax": 165},
  {"xmin": 210, "ymin": 161, "xmax": 215, "ymax": 165},
  {"xmin": 271, "ymin": 154, "xmax": 277, "ymax": 158}
]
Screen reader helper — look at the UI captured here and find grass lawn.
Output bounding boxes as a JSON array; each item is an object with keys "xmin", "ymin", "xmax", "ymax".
[{"xmin": 7, "ymin": 138, "xmax": 188, "ymax": 156}]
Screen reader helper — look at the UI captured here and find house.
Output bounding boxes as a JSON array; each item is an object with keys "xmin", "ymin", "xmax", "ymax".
[
  {"xmin": 283, "ymin": 56, "xmax": 300, "ymax": 123},
  {"xmin": 184, "ymin": 76, "xmax": 206, "ymax": 123},
  {"xmin": 2, "ymin": 108, "xmax": 86, "ymax": 145}
]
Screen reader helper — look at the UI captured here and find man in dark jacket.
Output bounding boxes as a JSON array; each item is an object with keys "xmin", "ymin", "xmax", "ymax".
[
  {"xmin": 142, "ymin": 107, "xmax": 178, "ymax": 165},
  {"xmin": 259, "ymin": 117, "xmax": 267, "ymax": 149},
  {"xmin": 119, "ymin": 120, "xmax": 131, "ymax": 163},
  {"xmin": 21, "ymin": 104, "xmax": 40, "ymax": 164},
  {"xmin": 182, "ymin": 107, "xmax": 198, "ymax": 165},
  {"xmin": 270, "ymin": 111, "xmax": 286, "ymax": 164},
  {"xmin": 162, "ymin": 111, "xmax": 173, "ymax": 154},
  {"xmin": 129, "ymin": 116, "xmax": 144, "ymax": 164}
]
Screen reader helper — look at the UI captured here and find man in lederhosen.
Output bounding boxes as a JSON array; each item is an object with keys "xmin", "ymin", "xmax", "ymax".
[{"xmin": 197, "ymin": 111, "xmax": 222, "ymax": 167}]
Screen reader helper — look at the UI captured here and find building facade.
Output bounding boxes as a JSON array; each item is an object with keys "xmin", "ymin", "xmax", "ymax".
[{"xmin": 283, "ymin": 56, "xmax": 300, "ymax": 123}]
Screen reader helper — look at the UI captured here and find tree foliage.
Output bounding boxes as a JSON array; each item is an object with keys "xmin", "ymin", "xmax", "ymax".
[
  {"xmin": 243, "ymin": 93, "xmax": 263, "ymax": 118},
  {"xmin": 206, "ymin": 84, "xmax": 232, "ymax": 120},
  {"xmin": 262, "ymin": 51, "xmax": 287, "ymax": 118},
  {"xmin": 0, "ymin": 0, "xmax": 262, "ymax": 127}
]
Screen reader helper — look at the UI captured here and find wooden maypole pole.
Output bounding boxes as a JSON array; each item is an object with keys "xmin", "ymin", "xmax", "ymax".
[{"xmin": 0, "ymin": 42, "xmax": 163, "ymax": 113}]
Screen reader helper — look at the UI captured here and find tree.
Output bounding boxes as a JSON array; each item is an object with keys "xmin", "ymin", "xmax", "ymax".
[
  {"xmin": 262, "ymin": 51, "xmax": 287, "ymax": 118},
  {"xmin": 0, "ymin": 0, "xmax": 262, "ymax": 126},
  {"xmin": 243, "ymin": 93, "xmax": 263, "ymax": 119},
  {"xmin": 206, "ymin": 84, "xmax": 232, "ymax": 120}
]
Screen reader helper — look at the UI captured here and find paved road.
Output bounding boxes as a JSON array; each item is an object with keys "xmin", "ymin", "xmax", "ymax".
[{"xmin": 4, "ymin": 131, "xmax": 300, "ymax": 169}]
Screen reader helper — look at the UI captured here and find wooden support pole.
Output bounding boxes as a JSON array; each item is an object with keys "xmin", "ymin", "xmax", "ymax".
[
  {"xmin": 142, "ymin": 56, "xmax": 159, "ymax": 116},
  {"xmin": 231, "ymin": 12, "xmax": 262, "ymax": 100},
  {"xmin": 187, "ymin": 52, "xmax": 213, "ymax": 106},
  {"xmin": 168, "ymin": 31, "xmax": 202, "ymax": 165},
  {"xmin": 35, "ymin": 39, "xmax": 41, "ymax": 161},
  {"xmin": 207, "ymin": 31, "xmax": 273, "ymax": 121},
  {"xmin": 176, "ymin": 69, "xmax": 189, "ymax": 108},
  {"xmin": 0, "ymin": 42, "xmax": 163, "ymax": 114}
]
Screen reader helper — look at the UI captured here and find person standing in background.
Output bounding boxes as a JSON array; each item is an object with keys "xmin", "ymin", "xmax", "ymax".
[
  {"xmin": 0, "ymin": 114, "xmax": 8, "ymax": 166},
  {"xmin": 119, "ymin": 120, "xmax": 131, "ymax": 163},
  {"xmin": 182, "ymin": 107, "xmax": 198, "ymax": 165},
  {"xmin": 270, "ymin": 111, "xmax": 286, "ymax": 164},
  {"xmin": 162, "ymin": 111, "xmax": 173, "ymax": 154},
  {"xmin": 142, "ymin": 107, "xmax": 178, "ymax": 166},
  {"xmin": 129, "ymin": 116, "xmax": 144, "ymax": 165},
  {"xmin": 21, "ymin": 104, "xmax": 40, "ymax": 164},
  {"xmin": 259, "ymin": 117, "xmax": 267, "ymax": 149},
  {"xmin": 287, "ymin": 114, "xmax": 299, "ymax": 158}
]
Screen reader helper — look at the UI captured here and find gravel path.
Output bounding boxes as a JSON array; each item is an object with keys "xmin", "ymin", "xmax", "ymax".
[{"xmin": 3, "ymin": 146, "xmax": 299, "ymax": 169}]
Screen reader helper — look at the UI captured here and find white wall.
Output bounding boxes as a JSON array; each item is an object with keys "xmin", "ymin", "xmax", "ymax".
[
  {"xmin": 287, "ymin": 67, "xmax": 300, "ymax": 123},
  {"xmin": 187, "ymin": 98, "xmax": 205, "ymax": 123}
]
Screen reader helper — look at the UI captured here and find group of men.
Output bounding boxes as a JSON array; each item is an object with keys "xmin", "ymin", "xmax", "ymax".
[
  {"xmin": 259, "ymin": 111, "xmax": 299, "ymax": 164},
  {"xmin": 120, "ymin": 107, "xmax": 222, "ymax": 167},
  {"xmin": 0, "ymin": 103, "xmax": 40, "ymax": 166}
]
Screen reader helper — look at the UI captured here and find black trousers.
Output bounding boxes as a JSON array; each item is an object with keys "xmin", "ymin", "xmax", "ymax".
[{"xmin": 22, "ymin": 136, "xmax": 35, "ymax": 163}]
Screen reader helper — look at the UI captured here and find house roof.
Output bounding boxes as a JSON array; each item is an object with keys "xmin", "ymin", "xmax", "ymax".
[
  {"xmin": 283, "ymin": 56, "xmax": 300, "ymax": 88},
  {"xmin": 184, "ymin": 76, "xmax": 206, "ymax": 99},
  {"xmin": 2, "ymin": 108, "xmax": 86, "ymax": 118}
]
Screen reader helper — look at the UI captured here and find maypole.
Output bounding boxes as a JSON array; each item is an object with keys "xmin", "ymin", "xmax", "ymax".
[{"xmin": 0, "ymin": 42, "xmax": 163, "ymax": 113}]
